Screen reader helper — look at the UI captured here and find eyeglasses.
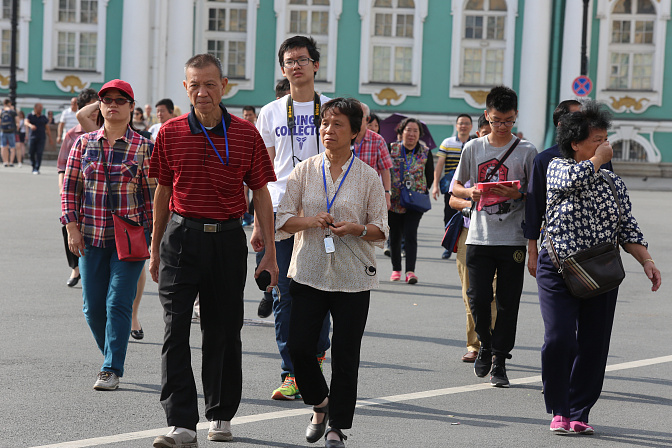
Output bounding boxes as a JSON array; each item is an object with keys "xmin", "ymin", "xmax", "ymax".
[
  {"xmin": 489, "ymin": 120, "xmax": 516, "ymax": 128},
  {"xmin": 282, "ymin": 57, "xmax": 314, "ymax": 68},
  {"xmin": 100, "ymin": 97, "xmax": 132, "ymax": 105}
]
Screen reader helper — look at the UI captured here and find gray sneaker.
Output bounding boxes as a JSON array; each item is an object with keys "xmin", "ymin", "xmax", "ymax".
[
  {"xmin": 153, "ymin": 429, "xmax": 198, "ymax": 448},
  {"xmin": 93, "ymin": 371, "xmax": 119, "ymax": 390},
  {"xmin": 208, "ymin": 420, "xmax": 233, "ymax": 442}
]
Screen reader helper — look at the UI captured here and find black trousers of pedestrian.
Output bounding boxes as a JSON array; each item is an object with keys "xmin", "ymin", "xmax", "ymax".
[
  {"xmin": 158, "ymin": 218, "xmax": 247, "ymax": 430},
  {"xmin": 288, "ymin": 280, "xmax": 370, "ymax": 430},
  {"xmin": 537, "ymin": 248, "xmax": 618, "ymax": 422},
  {"xmin": 466, "ymin": 244, "xmax": 525, "ymax": 356},
  {"xmin": 443, "ymin": 193, "xmax": 457, "ymax": 227},
  {"xmin": 388, "ymin": 209, "xmax": 423, "ymax": 272}
]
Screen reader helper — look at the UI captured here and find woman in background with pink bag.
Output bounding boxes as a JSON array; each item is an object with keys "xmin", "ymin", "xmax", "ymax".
[{"xmin": 60, "ymin": 79, "xmax": 154, "ymax": 391}]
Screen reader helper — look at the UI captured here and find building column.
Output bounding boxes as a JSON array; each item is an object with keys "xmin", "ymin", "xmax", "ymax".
[
  {"xmin": 559, "ymin": 0, "xmax": 587, "ymax": 102},
  {"xmin": 164, "ymin": 0, "xmax": 196, "ymax": 114},
  {"xmin": 120, "ymin": 0, "xmax": 152, "ymax": 107},
  {"xmin": 517, "ymin": 1, "xmax": 553, "ymax": 150}
]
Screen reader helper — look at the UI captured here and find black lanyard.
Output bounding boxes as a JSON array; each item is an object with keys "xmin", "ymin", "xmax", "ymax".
[{"xmin": 287, "ymin": 92, "xmax": 321, "ymax": 166}]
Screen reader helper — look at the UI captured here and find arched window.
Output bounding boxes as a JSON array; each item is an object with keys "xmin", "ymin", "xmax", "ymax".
[
  {"xmin": 461, "ymin": 0, "xmax": 507, "ymax": 85},
  {"xmin": 274, "ymin": 0, "xmax": 341, "ymax": 93},
  {"xmin": 612, "ymin": 139, "xmax": 648, "ymax": 162}
]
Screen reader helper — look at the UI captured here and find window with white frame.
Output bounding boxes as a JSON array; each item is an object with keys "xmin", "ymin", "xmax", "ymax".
[
  {"xmin": 273, "ymin": 0, "xmax": 338, "ymax": 89},
  {"xmin": 0, "ymin": 0, "xmax": 19, "ymax": 67},
  {"xmin": 193, "ymin": 0, "xmax": 258, "ymax": 97},
  {"xmin": 460, "ymin": 0, "xmax": 507, "ymax": 86},
  {"xmin": 595, "ymin": 0, "xmax": 669, "ymax": 113},
  {"xmin": 357, "ymin": 0, "xmax": 427, "ymax": 105},
  {"xmin": 448, "ymin": 0, "xmax": 517, "ymax": 108},
  {"xmin": 370, "ymin": 0, "xmax": 415, "ymax": 84},
  {"xmin": 54, "ymin": 0, "xmax": 98, "ymax": 70},
  {"xmin": 42, "ymin": 0, "xmax": 107, "ymax": 88},
  {"xmin": 608, "ymin": 0, "xmax": 655, "ymax": 90},
  {"xmin": 204, "ymin": 0, "xmax": 249, "ymax": 80},
  {"xmin": 612, "ymin": 139, "xmax": 648, "ymax": 162}
]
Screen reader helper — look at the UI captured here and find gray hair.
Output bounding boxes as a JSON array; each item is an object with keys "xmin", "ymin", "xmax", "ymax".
[{"xmin": 184, "ymin": 54, "xmax": 224, "ymax": 79}]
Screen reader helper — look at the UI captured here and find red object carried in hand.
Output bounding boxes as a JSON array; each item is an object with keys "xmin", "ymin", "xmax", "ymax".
[{"xmin": 475, "ymin": 180, "xmax": 521, "ymax": 211}]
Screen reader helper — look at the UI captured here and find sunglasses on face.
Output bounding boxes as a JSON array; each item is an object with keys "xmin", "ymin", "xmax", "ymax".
[{"xmin": 100, "ymin": 97, "xmax": 132, "ymax": 105}]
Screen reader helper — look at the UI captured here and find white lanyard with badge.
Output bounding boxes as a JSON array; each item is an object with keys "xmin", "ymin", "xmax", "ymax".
[{"xmin": 321, "ymin": 153, "xmax": 354, "ymax": 254}]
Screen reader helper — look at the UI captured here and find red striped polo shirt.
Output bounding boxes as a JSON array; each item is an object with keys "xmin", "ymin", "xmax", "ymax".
[{"xmin": 149, "ymin": 105, "xmax": 276, "ymax": 220}]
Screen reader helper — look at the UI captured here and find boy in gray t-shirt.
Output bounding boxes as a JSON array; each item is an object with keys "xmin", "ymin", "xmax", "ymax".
[{"xmin": 453, "ymin": 86, "xmax": 537, "ymax": 388}]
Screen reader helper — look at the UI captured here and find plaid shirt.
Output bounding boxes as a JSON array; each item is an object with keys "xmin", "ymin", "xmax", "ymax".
[
  {"xmin": 60, "ymin": 127, "xmax": 155, "ymax": 248},
  {"xmin": 352, "ymin": 129, "xmax": 393, "ymax": 172}
]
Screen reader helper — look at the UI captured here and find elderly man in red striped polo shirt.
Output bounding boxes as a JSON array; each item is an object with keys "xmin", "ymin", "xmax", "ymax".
[{"xmin": 149, "ymin": 53, "xmax": 278, "ymax": 448}]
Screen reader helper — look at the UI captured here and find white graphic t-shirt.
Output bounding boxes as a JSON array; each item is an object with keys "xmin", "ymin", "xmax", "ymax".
[{"xmin": 257, "ymin": 94, "xmax": 330, "ymax": 210}]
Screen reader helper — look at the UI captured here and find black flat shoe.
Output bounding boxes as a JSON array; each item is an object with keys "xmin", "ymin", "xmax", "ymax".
[
  {"xmin": 324, "ymin": 428, "xmax": 347, "ymax": 448},
  {"xmin": 66, "ymin": 274, "xmax": 81, "ymax": 287},
  {"xmin": 131, "ymin": 328, "xmax": 144, "ymax": 340},
  {"xmin": 306, "ymin": 404, "xmax": 329, "ymax": 443}
]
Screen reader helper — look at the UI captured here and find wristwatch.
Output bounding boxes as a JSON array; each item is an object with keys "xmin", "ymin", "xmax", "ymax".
[{"xmin": 359, "ymin": 225, "xmax": 368, "ymax": 238}]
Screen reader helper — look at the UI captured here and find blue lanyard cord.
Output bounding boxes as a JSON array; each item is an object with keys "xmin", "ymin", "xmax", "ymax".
[
  {"xmin": 354, "ymin": 140, "xmax": 364, "ymax": 158},
  {"xmin": 402, "ymin": 145, "xmax": 416, "ymax": 177},
  {"xmin": 322, "ymin": 154, "xmax": 355, "ymax": 214},
  {"xmin": 199, "ymin": 117, "xmax": 229, "ymax": 166}
]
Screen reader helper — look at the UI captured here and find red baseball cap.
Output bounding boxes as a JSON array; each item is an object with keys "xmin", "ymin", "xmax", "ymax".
[{"xmin": 98, "ymin": 79, "xmax": 134, "ymax": 101}]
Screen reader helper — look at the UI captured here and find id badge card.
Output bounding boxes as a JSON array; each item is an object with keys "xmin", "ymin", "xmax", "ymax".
[{"xmin": 324, "ymin": 236, "xmax": 335, "ymax": 254}]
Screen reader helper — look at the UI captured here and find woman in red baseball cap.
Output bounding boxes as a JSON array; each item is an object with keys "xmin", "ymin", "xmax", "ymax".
[{"xmin": 60, "ymin": 79, "xmax": 155, "ymax": 391}]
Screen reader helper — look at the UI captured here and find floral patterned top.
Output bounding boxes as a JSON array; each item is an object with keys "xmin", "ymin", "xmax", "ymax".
[
  {"xmin": 543, "ymin": 157, "xmax": 647, "ymax": 260},
  {"xmin": 389, "ymin": 141, "xmax": 432, "ymax": 214}
]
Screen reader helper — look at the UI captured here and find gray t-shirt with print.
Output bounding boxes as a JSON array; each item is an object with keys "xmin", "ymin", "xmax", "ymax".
[{"xmin": 455, "ymin": 135, "xmax": 537, "ymax": 246}]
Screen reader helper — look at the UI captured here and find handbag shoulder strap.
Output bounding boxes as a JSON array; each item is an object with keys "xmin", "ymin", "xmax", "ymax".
[
  {"xmin": 100, "ymin": 140, "xmax": 117, "ymax": 214},
  {"xmin": 484, "ymin": 137, "xmax": 520, "ymax": 183},
  {"xmin": 600, "ymin": 169, "xmax": 622, "ymax": 245}
]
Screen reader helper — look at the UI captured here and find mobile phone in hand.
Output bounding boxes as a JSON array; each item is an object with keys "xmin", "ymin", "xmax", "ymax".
[{"xmin": 255, "ymin": 270, "xmax": 271, "ymax": 291}]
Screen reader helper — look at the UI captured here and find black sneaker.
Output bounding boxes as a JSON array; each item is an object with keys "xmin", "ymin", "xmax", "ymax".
[
  {"xmin": 474, "ymin": 347, "xmax": 493, "ymax": 378},
  {"xmin": 490, "ymin": 356, "xmax": 510, "ymax": 387},
  {"xmin": 257, "ymin": 295, "xmax": 273, "ymax": 318}
]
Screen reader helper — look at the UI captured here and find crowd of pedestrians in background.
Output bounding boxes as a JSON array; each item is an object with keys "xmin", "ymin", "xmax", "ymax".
[{"xmin": 1, "ymin": 31, "xmax": 657, "ymax": 448}]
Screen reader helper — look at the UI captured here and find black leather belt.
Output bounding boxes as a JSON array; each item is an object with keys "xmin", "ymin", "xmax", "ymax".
[{"xmin": 171, "ymin": 213, "xmax": 242, "ymax": 233}]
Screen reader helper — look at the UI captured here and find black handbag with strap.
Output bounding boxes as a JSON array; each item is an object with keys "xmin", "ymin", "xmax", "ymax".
[{"xmin": 545, "ymin": 170, "xmax": 625, "ymax": 299}]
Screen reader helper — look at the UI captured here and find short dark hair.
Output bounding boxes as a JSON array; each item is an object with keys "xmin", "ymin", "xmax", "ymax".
[
  {"xmin": 242, "ymin": 105, "xmax": 256, "ymax": 114},
  {"xmin": 456, "ymin": 113, "xmax": 472, "ymax": 124},
  {"xmin": 3, "ymin": 98, "xmax": 11, "ymax": 106},
  {"xmin": 278, "ymin": 36, "xmax": 320, "ymax": 67},
  {"xmin": 155, "ymin": 98, "xmax": 174, "ymax": 114},
  {"xmin": 320, "ymin": 98, "xmax": 363, "ymax": 145},
  {"xmin": 477, "ymin": 113, "xmax": 488, "ymax": 130},
  {"xmin": 185, "ymin": 53, "xmax": 224, "ymax": 79},
  {"xmin": 486, "ymin": 85, "xmax": 518, "ymax": 113},
  {"xmin": 368, "ymin": 113, "xmax": 380, "ymax": 126},
  {"xmin": 556, "ymin": 99, "xmax": 612, "ymax": 159},
  {"xmin": 134, "ymin": 107, "xmax": 144, "ymax": 118},
  {"xmin": 553, "ymin": 99, "xmax": 582, "ymax": 127},
  {"xmin": 76, "ymin": 88, "xmax": 98, "ymax": 109},
  {"xmin": 275, "ymin": 79, "xmax": 290, "ymax": 98},
  {"xmin": 396, "ymin": 117, "xmax": 425, "ymax": 138}
]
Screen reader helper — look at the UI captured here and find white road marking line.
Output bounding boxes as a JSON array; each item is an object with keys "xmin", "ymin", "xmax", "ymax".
[{"xmin": 30, "ymin": 355, "xmax": 672, "ymax": 448}]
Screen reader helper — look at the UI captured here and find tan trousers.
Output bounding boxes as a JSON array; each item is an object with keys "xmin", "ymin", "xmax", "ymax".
[{"xmin": 456, "ymin": 228, "xmax": 497, "ymax": 352}]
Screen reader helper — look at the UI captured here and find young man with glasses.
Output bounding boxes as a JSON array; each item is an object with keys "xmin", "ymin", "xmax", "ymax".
[
  {"xmin": 452, "ymin": 86, "xmax": 537, "ymax": 388},
  {"xmin": 254, "ymin": 35, "xmax": 331, "ymax": 401}
]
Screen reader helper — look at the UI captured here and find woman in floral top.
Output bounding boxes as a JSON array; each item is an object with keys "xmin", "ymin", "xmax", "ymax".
[
  {"xmin": 537, "ymin": 100, "xmax": 661, "ymax": 435},
  {"xmin": 388, "ymin": 118, "xmax": 434, "ymax": 284}
]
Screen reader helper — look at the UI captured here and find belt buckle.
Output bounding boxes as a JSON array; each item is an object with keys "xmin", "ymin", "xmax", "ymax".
[{"xmin": 203, "ymin": 223, "xmax": 218, "ymax": 233}]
